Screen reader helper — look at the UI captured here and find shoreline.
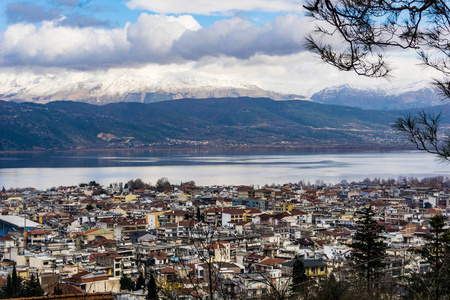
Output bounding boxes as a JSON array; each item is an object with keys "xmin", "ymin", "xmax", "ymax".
[{"xmin": 0, "ymin": 145, "xmax": 414, "ymax": 155}]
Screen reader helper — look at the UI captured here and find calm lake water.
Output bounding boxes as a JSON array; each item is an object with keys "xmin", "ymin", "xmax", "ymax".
[{"xmin": 0, "ymin": 150, "xmax": 448, "ymax": 189}]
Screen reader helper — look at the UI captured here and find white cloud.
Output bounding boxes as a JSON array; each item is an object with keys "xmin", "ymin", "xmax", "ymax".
[
  {"xmin": 173, "ymin": 14, "xmax": 308, "ymax": 60},
  {"xmin": 125, "ymin": 0, "xmax": 303, "ymax": 15},
  {"xmin": 0, "ymin": 13, "xmax": 312, "ymax": 69},
  {"xmin": 0, "ymin": 21, "xmax": 130, "ymax": 68},
  {"xmin": 127, "ymin": 14, "xmax": 200, "ymax": 63}
]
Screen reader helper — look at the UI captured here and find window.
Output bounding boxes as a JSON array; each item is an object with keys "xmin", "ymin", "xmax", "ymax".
[
  {"xmin": 115, "ymin": 271, "xmax": 120, "ymax": 276},
  {"xmin": 115, "ymin": 264, "xmax": 120, "ymax": 269}
]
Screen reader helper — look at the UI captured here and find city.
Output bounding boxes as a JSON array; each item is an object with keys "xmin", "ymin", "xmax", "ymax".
[{"xmin": 0, "ymin": 176, "xmax": 448, "ymax": 299}]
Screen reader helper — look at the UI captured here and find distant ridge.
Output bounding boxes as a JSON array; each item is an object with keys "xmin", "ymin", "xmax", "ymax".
[
  {"xmin": 2, "ymin": 97, "xmax": 447, "ymax": 151},
  {"xmin": 311, "ymin": 84, "xmax": 443, "ymax": 110}
]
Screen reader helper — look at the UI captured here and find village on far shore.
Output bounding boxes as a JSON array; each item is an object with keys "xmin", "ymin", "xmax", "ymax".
[{"xmin": 0, "ymin": 175, "xmax": 449, "ymax": 299}]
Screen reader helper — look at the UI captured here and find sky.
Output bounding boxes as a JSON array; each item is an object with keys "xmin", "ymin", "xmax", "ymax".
[{"xmin": 0, "ymin": 0, "xmax": 440, "ymax": 96}]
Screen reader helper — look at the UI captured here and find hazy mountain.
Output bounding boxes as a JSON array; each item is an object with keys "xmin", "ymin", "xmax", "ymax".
[
  {"xmin": 311, "ymin": 83, "xmax": 444, "ymax": 110},
  {"xmin": 1, "ymin": 97, "xmax": 444, "ymax": 151}
]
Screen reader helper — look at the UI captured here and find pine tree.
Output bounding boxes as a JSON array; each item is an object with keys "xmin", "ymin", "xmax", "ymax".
[
  {"xmin": 291, "ymin": 257, "xmax": 308, "ymax": 298},
  {"xmin": 349, "ymin": 206, "xmax": 387, "ymax": 295},
  {"xmin": 404, "ymin": 215, "xmax": 450, "ymax": 299},
  {"xmin": 146, "ymin": 273, "xmax": 158, "ymax": 300}
]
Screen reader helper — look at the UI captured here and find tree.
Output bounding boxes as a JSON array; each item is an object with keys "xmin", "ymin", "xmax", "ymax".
[
  {"xmin": 22, "ymin": 274, "xmax": 44, "ymax": 297},
  {"xmin": 404, "ymin": 215, "xmax": 450, "ymax": 299},
  {"xmin": 156, "ymin": 177, "xmax": 171, "ymax": 192},
  {"xmin": 120, "ymin": 274, "xmax": 135, "ymax": 291},
  {"xmin": 304, "ymin": 0, "xmax": 450, "ymax": 160},
  {"xmin": 147, "ymin": 272, "xmax": 159, "ymax": 300},
  {"xmin": 11, "ymin": 265, "xmax": 21, "ymax": 295},
  {"xmin": 0, "ymin": 266, "xmax": 44, "ymax": 299},
  {"xmin": 85, "ymin": 204, "xmax": 94, "ymax": 211},
  {"xmin": 349, "ymin": 206, "xmax": 387, "ymax": 296},
  {"xmin": 291, "ymin": 257, "xmax": 308, "ymax": 298},
  {"xmin": 315, "ymin": 273, "xmax": 350, "ymax": 300},
  {"xmin": 196, "ymin": 207, "xmax": 203, "ymax": 222},
  {"xmin": 135, "ymin": 272, "xmax": 145, "ymax": 291}
]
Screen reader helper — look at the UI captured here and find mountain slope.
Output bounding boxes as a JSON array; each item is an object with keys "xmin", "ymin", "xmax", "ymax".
[
  {"xmin": 1, "ymin": 97, "xmax": 446, "ymax": 151},
  {"xmin": 0, "ymin": 72, "xmax": 306, "ymax": 104},
  {"xmin": 311, "ymin": 84, "xmax": 443, "ymax": 110}
]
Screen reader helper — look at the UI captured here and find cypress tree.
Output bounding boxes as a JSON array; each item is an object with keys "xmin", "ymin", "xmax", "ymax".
[
  {"xmin": 135, "ymin": 272, "xmax": 145, "ymax": 290},
  {"xmin": 3, "ymin": 274, "xmax": 13, "ymax": 298},
  {"xmin": 146, "ymin": 273, "xmax": 158, "ymax": 300}
]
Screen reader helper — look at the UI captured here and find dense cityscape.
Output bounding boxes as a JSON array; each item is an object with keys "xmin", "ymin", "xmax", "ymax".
[{"xmin": 0, "ymin": 176, "xmax": 448, "ymax": 299}]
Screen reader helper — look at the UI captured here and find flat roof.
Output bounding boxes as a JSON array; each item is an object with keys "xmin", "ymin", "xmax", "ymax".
[{"xmin": 0, "ymin": 216, "xmax": 40, "ymax": 228}]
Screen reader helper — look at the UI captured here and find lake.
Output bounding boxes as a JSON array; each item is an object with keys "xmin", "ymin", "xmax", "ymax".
[{"xmin": 0, "ymin": 150, "xmax": 448, "ymax": 189}]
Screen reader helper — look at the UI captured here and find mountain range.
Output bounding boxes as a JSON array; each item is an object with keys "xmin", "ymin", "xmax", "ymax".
[
  {"xmin": 0, "ymin": 72, "xmax": 444, "ymax": 110},
  {"xmin": 311, "ymin": 84, "xmax": 444, "ymax": 110},
  {"xmin": 2, "ymin": 97, "xmax": 448, "ymax": 151}
]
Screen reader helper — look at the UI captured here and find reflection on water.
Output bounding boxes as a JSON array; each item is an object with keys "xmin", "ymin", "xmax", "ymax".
[{"xmin": 0, "ymin": 150, "xmax": 448, "ymax": 189}]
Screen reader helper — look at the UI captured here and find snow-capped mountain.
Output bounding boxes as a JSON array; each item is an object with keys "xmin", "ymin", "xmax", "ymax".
[
  {"xmin": 0, "ymin": 69, "xmax": 443, "ymax": 110},
  {"xmin": 311, "ymin": 83, "xmax": 443, "ymax": 110},
  {"xmin": 0, "ymin": 70, "xmax": 306, "ymax": 104}
]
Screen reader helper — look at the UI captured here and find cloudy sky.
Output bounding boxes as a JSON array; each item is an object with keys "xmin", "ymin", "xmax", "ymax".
[{"xmin": 0, "ymin": 0, "xmax": 440, "ymax": 96}]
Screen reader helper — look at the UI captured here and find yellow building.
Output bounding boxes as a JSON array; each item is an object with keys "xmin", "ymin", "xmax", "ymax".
[
  {"xmin": 113, "ymin": 193, "xmax": 138, "ymax": 203},
  {"xmin": 282, "ymin": 203, "xmax": 295, "ymax": 212},
  {"xmin": 281, "ymin": 259, "xmax": 328, "ymax": 278},
  {"xmin": 146, "ymin": 211, "xmax": 170, "ymax": 229},
  {"xmin": 157, "ymin": 267, "xmax": 183, "ymax": 291}
]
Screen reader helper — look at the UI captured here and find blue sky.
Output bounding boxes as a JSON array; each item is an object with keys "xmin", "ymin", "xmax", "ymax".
[
  {"xmin": 0, "ymin": 0, "xmax": 296, "ymax": 30},
  {"xmin": 0, "ymin": 0, "xmax": 438, "ymax": 96}
]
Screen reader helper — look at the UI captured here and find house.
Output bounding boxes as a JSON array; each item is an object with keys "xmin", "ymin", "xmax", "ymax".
[
  {"xmin": 221, "ymin": 208, "xmax": 261, "ymax": 227},
  {"xmin": 207, "ymin": 241, "xmax": 231, "ymax": 262},
  {"xmin": 280, "ymin": 259, "xmax": 328, "ymax": 278},
  {"xmin": 62, "ymin": 271, "xmax": 120, "ymax": 293}
]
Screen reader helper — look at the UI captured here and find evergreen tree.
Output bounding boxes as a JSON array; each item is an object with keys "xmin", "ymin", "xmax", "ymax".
[
  {"xmin": 196, "ymin": 207, "xmax": 201, "ymax": 222},
  {"xmin": 147, "ymin": 273, "xmax": 158, "ymax": 300},
  {"xmin": 11, "ymin": 265, "xmax": 20, "ymax": 293},
  {"xmin": 349, "ymin": 206, "xmax": 387, "ymax": 296},
  {"xmin": 3, "ymin": 274, "xmax": 13, "ymax": 298},
  {"xmin": 404, "ymin": 215, "xmax": 450, "ymax": 299},
  {"xmin": 291, "ymin": 257, "xmax": 308, "ymax": 298},
  {"xmin": 22, "ymin": 274, "xmax": 44, "ymax": 297},
  {"xmin": 316, "ymin": 274, "xmax": 350, "ymax": 300},
  {"xmin": 135, "ymin": 272, "xmax": 145, "ymax": 291},
  {"xmin": 120, "ymin": 274, "xmax": 135, "ymax": 291},
  {"xmin": 1, "ymin": 266, "xmax": 23, "ymax": 299},
  {"xmin": 1, "ymin": 186, "xmax": 5, "ymax": 193}
]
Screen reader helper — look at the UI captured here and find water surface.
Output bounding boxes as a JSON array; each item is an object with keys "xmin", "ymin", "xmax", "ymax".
[{"xmin": 0, "ymin": 150, "xmax": 448, "ymax": 189}]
